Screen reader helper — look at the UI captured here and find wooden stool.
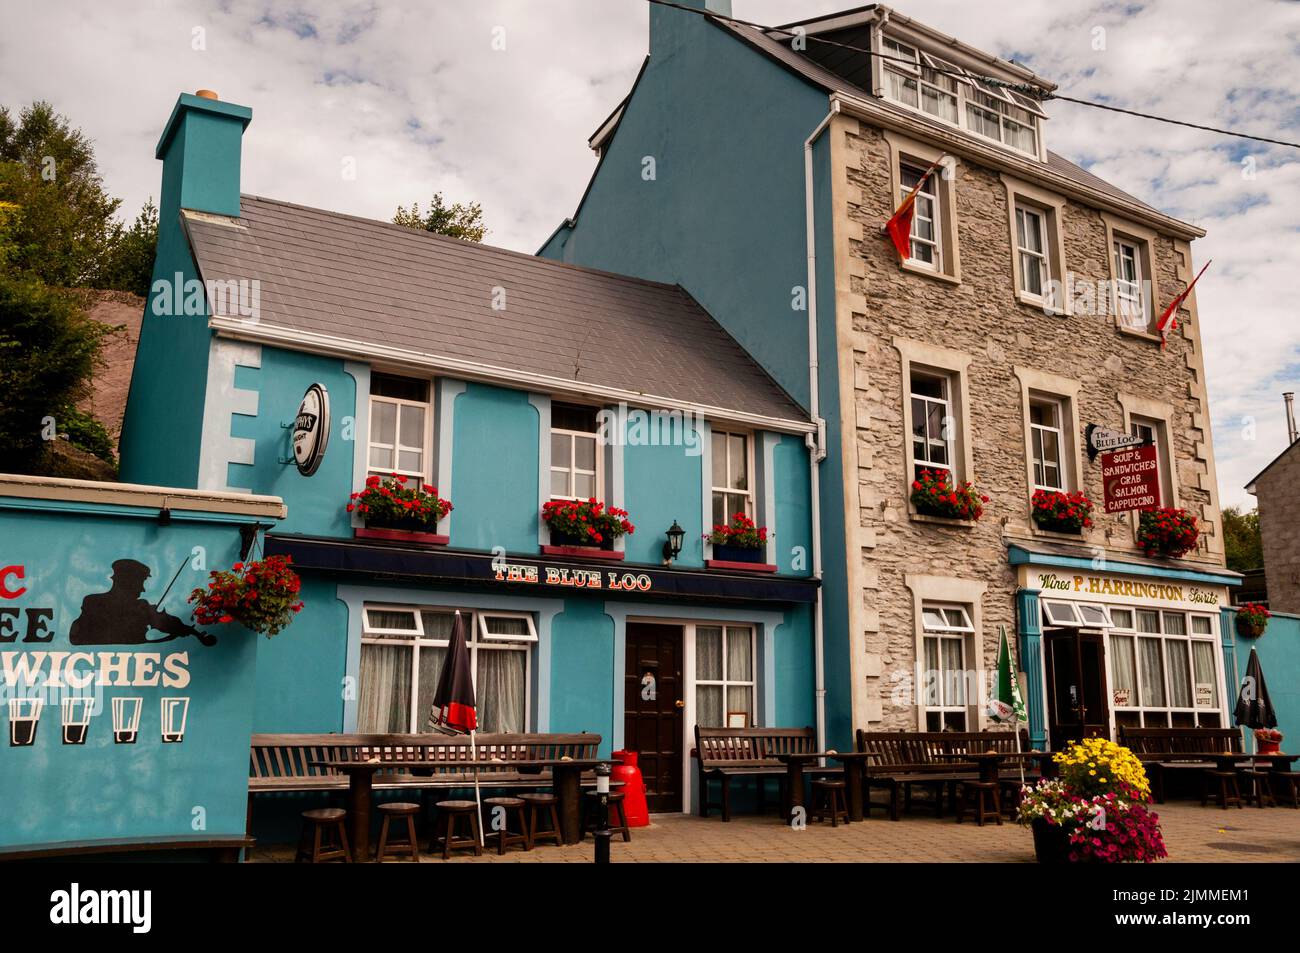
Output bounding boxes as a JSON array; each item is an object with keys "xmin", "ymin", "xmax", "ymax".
[
  {"xmin": 431, "ymin": 800, "xmax": 482, "ymax": 859},
  {"xmin": 1200, "ymin": 770, "xmax": 1243, "ymax": 809},
  {"xmin": 811, "ymin": 778, "xmax": 848, "ymax": 827},
  {"xmin": 582, "ymin": 791, "xmax": 631, "ymax": 842},
  {"xmin": 1271, "ymin": 771, "xmax": 1300, "ymax": 808},
  {"xmin": 1241, "ymin": 769, "xmax": 1276, "ymax": 808},
  {"xmin": 520, "ymin": 792, "xmax": 562, "ymax": 847},
  {"xmin": 482, "ymin": 796, "xmax": 531, "ymax": 854},
  {"xmin": 295, "ymin": 807, "xmax": 352, "ymax": 863},
  {"xmin": 957, "ymin": 780, "xmax": 1002, "ymax": 826},
  {"xmin": 376, "ymin": 801, "xmax": 421, "ymax": 862}
]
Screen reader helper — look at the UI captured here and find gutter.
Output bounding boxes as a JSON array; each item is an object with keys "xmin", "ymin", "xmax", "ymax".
[
  {"xmin": 208, "ymin": 316, "xmax": 817, "ymax": 437},
  {"xmin": 803, "ymin": 101, "xmax": 838, "ymax": 751}
]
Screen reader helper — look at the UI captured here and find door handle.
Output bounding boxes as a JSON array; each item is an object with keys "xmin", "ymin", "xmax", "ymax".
[{"xmin": 674, "ymin": 700, "xmax": 685, "ymax": 709}]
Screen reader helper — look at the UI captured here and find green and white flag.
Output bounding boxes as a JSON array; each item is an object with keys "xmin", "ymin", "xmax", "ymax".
[{"xmin": 988, "ymin": 625, "xmax": 1027, "ymax": 724}]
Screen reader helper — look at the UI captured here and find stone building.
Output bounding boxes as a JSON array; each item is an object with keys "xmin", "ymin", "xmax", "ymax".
[
  {"xmin": 540, "ymin": 2, "xmax": 1240, "ymax": 749},
  {"xmin": 1247, "ymin": 415, "xmax": 1300, "ymax": 615}
]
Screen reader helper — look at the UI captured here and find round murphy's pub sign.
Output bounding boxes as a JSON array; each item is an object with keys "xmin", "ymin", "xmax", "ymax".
[{"xmin": 292, "ymin": 383, "xmax": 330, "ymax": 476}]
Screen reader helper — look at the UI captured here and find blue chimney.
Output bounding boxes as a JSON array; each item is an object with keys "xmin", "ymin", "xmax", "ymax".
[{"xmin": 119, "ymin": 91, "xmax": 252, "ymax": 489}]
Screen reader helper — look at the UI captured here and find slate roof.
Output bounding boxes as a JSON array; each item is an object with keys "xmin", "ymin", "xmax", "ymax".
[{"xmin": 183, "ymin": 195, "xmax": 808, "ymax": 422}]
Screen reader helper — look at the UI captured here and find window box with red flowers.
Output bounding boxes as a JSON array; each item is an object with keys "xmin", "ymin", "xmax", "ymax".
[
  {"xmin": 1136, "ymin": 507, "xmax": 1199, "ymax": 559},
  {"xmin": 1031, "ymin": 490, "xmax": 1094, "ymax": 535},
  {"xmin": 705, "ymin": 513, "xmax": 776, "ymax": 573},
  {"xmin": 348, "ymin": 474, "xmax": 453, "ymax": 545},
  {"xmin": 910, "ymin": 469, "xmax": 988, "ymax": 523},
  {"xmin": 1236, "ymin": 602, "xmax": 1271, "ymax": 639},
  {"xmin": 188, "ymin": 554, "xmax": 304, "ymax": 638},
  {"xmin": 542, "ymin": 499, "xmax": 634, "ymax": 560}
]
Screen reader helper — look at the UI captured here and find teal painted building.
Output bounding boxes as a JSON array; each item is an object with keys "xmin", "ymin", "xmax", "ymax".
[
  {"xmin": 0, "ymin": 476, "xmax": 285, "ymax": 855},
  {"xmin": 111, "ymin": 89, "xmax": 821, "ymax": 817}
]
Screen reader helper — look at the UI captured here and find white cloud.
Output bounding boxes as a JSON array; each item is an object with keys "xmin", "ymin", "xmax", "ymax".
[{"xmin": 2, "ymin": 0, "xmax": 1294, "ymax": 509}]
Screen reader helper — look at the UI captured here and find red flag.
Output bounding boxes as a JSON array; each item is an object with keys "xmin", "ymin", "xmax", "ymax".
[
  {"xmin": 1155, "ymin": 259, "xmax": 1211, "ymax": 349},
  {"xmin": 431, "ymin": 610, "xmax": 477, "ymax": 732},
  {"xmin": 884, "ymin": 156, "xmax": 945, "ymax": 261}
]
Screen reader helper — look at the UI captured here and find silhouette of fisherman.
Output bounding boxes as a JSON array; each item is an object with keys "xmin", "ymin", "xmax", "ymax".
[{"xmin": 69, "ymin": 559, "xmax": 216, "ymax": 647}]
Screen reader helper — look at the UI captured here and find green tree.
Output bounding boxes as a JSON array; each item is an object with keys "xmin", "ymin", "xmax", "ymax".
[
  {"xmin": 0, "ymin": 101, "xmax": 121, "ymax": 286},
  {"xmin": 1221, "ymin": 505, "xmax": 1263, "ymax": 573},
  {"xmin": 95, "ymin": 198, "xmax": 158, "ymax": 296},
  {"xmin": 393, "ymin": 193, "xmax": 487, "ymax": 242},
  {"xmin": 0, "ymin": 273, "xmax": 110, "ymax": 473}
]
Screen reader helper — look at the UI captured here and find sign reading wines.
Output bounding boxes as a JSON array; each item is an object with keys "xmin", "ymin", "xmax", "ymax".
[{"xmin": 1101, "ymin": 445, "xmax": 1161, "ymax": 513}]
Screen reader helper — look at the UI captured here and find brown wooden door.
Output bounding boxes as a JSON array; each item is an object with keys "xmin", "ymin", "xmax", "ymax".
[
  {"xmin": 1045, "ymin": 629, "xmax": 1111, "ymax": 749},
  {"xmin": 624, "ymin": 622, "xmax": 684, "ymax": 812}
]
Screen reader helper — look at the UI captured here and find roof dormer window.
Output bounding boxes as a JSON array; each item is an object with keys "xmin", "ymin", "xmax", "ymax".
[{"xmin": 879, "ymin": 33, "xmax": 1044, "ymax": 158}]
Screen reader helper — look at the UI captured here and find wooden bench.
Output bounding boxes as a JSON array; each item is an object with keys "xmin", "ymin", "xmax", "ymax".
[
  {"xmin": 855, "ymin": 730, "xmax": 1040, "ymax": 820},
  {"xmin": 694, "ymin": 726, "xmax": 839, "ymax": 821},
  {"xmin": 0, "ymin": 834, "xmax": 253, "ymax": 863},
  {"xmin": 1117, "ymin": 726, "xmax": 1243, "ymax": 803},
  {"xmin": 248, "ymin": 732, "xmax": 601, "ymax": 830}
]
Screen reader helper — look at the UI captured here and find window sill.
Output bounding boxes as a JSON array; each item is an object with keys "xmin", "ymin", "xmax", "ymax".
[
  {"xmin": 1017, "ymin": 292, "xmax": 1068, "ymax": 317},
  {"xmin": 900, "ymin": 260, "xmax": 961, "ymax": 286},
  {"xmin": 910, "ymin": 512, "xmax": 978, "ymax": 528},
  {"xmin": 1115, "ymin": 324, "xmax": 1163, "ymax": 344},
  {"xmin": 540, "ymin": 544, "xmax": 624, "ymax": 561},
  {"xmin": 354, "ymin": 527, "xmax": 449, "ymax": 546},
  {"xmin": 1030, "ymin": 523, "xmax": 1089, "ymax": 543},
  {"xmin": 705, "ymin": 559, "xmax": 778, "ymax": 574}
]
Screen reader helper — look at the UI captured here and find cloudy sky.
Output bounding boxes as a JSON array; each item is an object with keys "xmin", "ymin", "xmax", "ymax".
[{"xmin": 2, "ymin": 0, "xmax": 1296, "ymax": 508}]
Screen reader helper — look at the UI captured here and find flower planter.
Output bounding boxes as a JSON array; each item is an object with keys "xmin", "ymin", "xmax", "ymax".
[
  {"xmin": 712, "ymin": 543, "xmax": 764, "ymax": 563},
  {"xmin": 1258, "ymin": 739, "xmax": 1282, "ymax": 755},
  {"xmin": 1031, "ymin": 819, "xmax": 1072, "ymax": 864},
  {"xmin": 1033, "ymin": 518, "xmax": 1084, "ymax": 535},
  {"xmin": 355, "ymin": 526, "xmax": 449, "ymax": 546},
  {"xmin": 549, "ymin": 529, "xmax": 614, "ymax": 551},
  {"xmin": 1235, "ymin": 617, "xmax": 1267, "ymax": 639}
]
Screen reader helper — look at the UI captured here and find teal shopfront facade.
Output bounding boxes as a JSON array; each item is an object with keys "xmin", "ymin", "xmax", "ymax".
[
  {"xmin": 1011, "ymin": 544, "xmax": 1241, "ymax": 751},
  {"xmin": 0, "ymin": 476, "xmax": 284, "ymax": 856}
]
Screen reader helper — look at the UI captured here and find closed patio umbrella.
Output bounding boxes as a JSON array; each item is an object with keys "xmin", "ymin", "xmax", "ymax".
[
  {"xmin": 1234, "ymin": 647, "xmax": 1277, "ymax": 753},
  {"xmin": 430, "ymin": 610, "xmax": 482, "ymax": 844}
]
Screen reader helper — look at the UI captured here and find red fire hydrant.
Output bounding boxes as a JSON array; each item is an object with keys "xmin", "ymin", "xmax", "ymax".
[{"xmin": 612, "ymin": 750, "xmax": 650, "ymax": 827}]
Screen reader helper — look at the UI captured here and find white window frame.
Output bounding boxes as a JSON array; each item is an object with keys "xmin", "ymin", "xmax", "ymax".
[
  {"xmin": 550, "ymin": 415, "xmax": 602, "ymax": 502},
  {"xmin": 910, "ymin": 369, "xmax": 954, "ymax": 480},
  {"xmin": 710, "ymin": 429, "xmax": 755, "ymax": 525},
  {"xmin": 1106, "ymin": 608, "xmax": 1223, "ymax": 729},
  {"xmin": 1129, "ymin": 416, "xmax": 1168, "ymax": 507},
  {"xmin": 921, "ymin": 602, "xmax": 974, "ymax": 729},
  {"xmin": 1015, "ymin": 204, "xmax": 1050, "ymax": 301},
  {"xmin": 359, "ymin": 604, "xmax": 534, "ymax": 733},
  {"xmin": 879, "ymin": 34, "xmax": 1043, "ymax": 158},
  {"xmin": 368, "ymin": 390, "xmax": 432, "ymax": 482},
  {"xmin": 1113, "ymin": 238, "xmax": 1148, "ymax": 331},
  {"xmin": 1029, "ymin": 396, "xmax": 1066, "ymax": 492},
  {"xmin": 900, "ymin": 164, "xmax": 941, "ymax": 271},
  {"xmin": 693, "ymin": 623, "xmax": 757, "ymax": 730}
]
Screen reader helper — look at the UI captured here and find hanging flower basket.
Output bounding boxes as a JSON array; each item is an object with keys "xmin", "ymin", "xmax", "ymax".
[
  {"xmin": 910, "ymin": 469, "xmax": 988, "ymax": 521},
  {"xmin": 348, "ymin": 475, "xmax": 452, "ymax": 541},
  {"xmin": 705, "ymin": 513, "xmax": 770, "ymax": 563},
  {"xmin": 1137, "ymin": 507, "xmax": 1199, "ymax": 559},
  {"xmin": 1235, "ymin": 602, "xmax": 1270, "ymax": 638},
  {"xmin": 542, "ymin": 499, "xmax": 634, "ymax": 551},
  {"xmin": 1031, "ymin": 490, "xmax": 1094, "ymax": 534},
  {"xmin": 189, "ymin": 554, "xmax": 304, "ymax": 638}
]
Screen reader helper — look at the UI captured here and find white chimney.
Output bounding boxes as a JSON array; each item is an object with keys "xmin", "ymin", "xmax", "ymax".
[{"xmin": 1285, "ymin": 392, "xmax": 1298, "ymax": 445}]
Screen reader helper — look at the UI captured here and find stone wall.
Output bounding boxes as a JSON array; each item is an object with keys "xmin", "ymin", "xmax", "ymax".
[
  {"xmin": 830, "ymin": 115, "xmax": 1227, "ymax": 728},
  {"xmin": 1254, "ymin": 443, "xmax": 1300, "ymax": 615}
]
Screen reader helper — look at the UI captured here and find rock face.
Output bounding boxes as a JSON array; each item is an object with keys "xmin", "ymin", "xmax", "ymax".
[
  {"xmin": 81, "ymin": 290, "xmax": 145, "ymax": 446},
  {"xmin": 827, "ymin": 116, "xmax": 1228, "ymax": 729}
]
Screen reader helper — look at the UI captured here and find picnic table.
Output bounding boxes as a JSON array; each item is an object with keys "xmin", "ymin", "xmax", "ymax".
[{"xmin": 311, "ymin": 757, "xmax": 603, "ymax": 860}]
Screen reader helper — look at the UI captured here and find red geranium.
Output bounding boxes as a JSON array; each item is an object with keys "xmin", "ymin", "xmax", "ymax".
[
  {"xmin": 1031, "ymin": 489, "xmax": 1094, "ymax": 533},
  {"xmin": 542, "ymin": 499, "xmax": 635, "ymax": 545},
  {"xmin": 704, "ymin": 513, "xmax": 770, "ymax": 549},
  {"xmin": 348, "ymin": 474, "xmax": 452, "ymax": 531},
  {"xmin": 911, "ymin": 469, "xmax": 988, "ymax": 521},
  {"xmin": 189, "ymin": 554, "xmax": 304, "ymax": 637},
  {"xmin": 1137, "ymin": 507, "xmax": 1199, "ymax": 558}
]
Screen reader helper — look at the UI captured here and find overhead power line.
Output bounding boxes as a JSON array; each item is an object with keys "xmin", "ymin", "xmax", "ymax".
[{"xmin": 643, "ymin": 0, "xmax": 1300, "ymax": 150}]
